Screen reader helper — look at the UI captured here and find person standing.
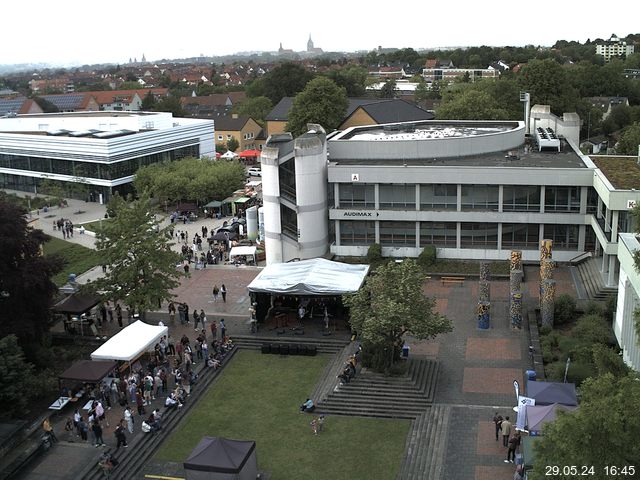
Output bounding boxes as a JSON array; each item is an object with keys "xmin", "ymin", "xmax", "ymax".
[
  {"xmin": 501, "ymin": 416, "xmax": 512, "ymax": 447},
  {"xmin": 493, "ymin": 412, "xmax": 503, "ymax": 441},
  {"xmin": 220, "ymin": 284, "xmax": 227, "ymax": 303},
  {"xmin": 193, "ymin": 309, "xmax": 200, "ymax": 331},
  {"xmin": 78, "ymin": 416, "xmax": 89, "ymax": 441},
  {"xmin": 178, "ymin": 303, "xmax": 186, "ymax": 325},
  {"xmin": 124, "ymin": 406, "xmax": 134, "ymax": 434},
  {"xmin": 219, "ymin": 319, "xmax": 226, "ymax": 341},
  {"xmin": 115, "ymin": 420, "xmax": 128, "ymax": 449},
  {"xmin": 115, "ymin": 304, "xmax": 123, "ymax": 328},
  {"xmin": 199, "ymin": 310, "xmax": 207, "ymax": 330},
  {"xmin": 210, "ymin": 319, "xmax": 217, "ymax": 340},
  {"xmin": 505, "ymin": 431, "xmax": 521, "ymax": 463},
  {"xmin": 212, "ymin": 285, "xmax": 220, "ymax": 302},
  {"xmin": 168, "ymin": 301, "xmax": 176, "ymax": 323},
  {"xmin": 92, "ymin": 420, "xmax": 105, "ymax": 447},
  {"xmin": 43, "ymin": 417, "xmax": 58, "ymax": 443}
]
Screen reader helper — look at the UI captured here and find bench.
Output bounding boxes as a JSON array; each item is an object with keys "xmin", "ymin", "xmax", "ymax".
[{"xmin": 441, "ymin": 276, "xmax": 465, "ymax": 286}]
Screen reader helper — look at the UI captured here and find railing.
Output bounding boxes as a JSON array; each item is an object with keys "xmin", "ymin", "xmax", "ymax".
[{"xmin": 569, "ymin": 251, "xmax": 593, "ymax": 265}]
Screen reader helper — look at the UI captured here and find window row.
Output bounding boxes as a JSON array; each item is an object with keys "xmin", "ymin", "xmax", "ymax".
[
  {"xmin": 338, "ymin": 221, "xmax": 580, "ymax": 250},
  {"xmin": 0, "ymin": 146, "xmax": 199, "ymax": 180},
  {"xmin": 336, "ymin": 184, "xmax": 585, "ymax": 213}
]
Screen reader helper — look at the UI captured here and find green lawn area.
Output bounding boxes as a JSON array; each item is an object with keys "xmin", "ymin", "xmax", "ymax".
[
  {"xmin": 80, "ymin": 218, "xmax": 110, "ymax": 233},
  {"xmin": 43, "ymin": 235, "xmax": 101, "ymax": 286},
  {"xmin": 156, "ymin": 351, "xmax": 410, "ymax": 479}
]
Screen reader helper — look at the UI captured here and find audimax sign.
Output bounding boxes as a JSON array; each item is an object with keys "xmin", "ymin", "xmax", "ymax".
[{"xmin": 342, "ymin": 210, "xmax": 380, "ymax": 217}]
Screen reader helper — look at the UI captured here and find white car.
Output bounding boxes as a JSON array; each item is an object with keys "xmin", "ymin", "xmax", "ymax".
[{"xmin": 247, "ymin": 167, "xmax": 262, "ymax": 177}]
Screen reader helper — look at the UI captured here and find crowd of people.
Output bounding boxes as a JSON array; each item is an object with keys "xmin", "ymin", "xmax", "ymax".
[
  {"xmin": 53, "ymin": 218, "xmax": 74, "ymax": 239},
  {"xmin": 337, "ymin": 349, "xmax": 360, "ymax": 385}
]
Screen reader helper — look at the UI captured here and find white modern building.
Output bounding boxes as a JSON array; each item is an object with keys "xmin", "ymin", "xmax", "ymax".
[
  {"xmin": 615, "ymin": 233, "xmax": 640, "ymax": 371},
  {"xmin": 0, "ymin": 111, "xmax": 214, "ymax": 202},
  {"xmin": 595, "ymin": 34, "xmax": 635, "ymax": 62}
]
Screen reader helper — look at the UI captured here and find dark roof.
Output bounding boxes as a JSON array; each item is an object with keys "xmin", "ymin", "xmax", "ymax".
[
  {"xmin": 184, "ymin": 437, "xmax": 256, "ymax": 473},
  {"xmin": 355, "ymin": 99, "xmax": 435, "ymax": 124},
  {"xmin": 215, "ymin": 115, "xmax": 250, "ymax": 131},
  {"xmin": 41, "ymin": 94, "xmax": 89, "ymax": 110},
  {"xmin": 266, "ymin": 97, "xmax": 434, "ymax": 124},
  {"xmin": 58, "ymin": 360, "xmax": 117, "ymax": 383},
  {"xmin": 0, "ymin": 97, "xmax": 28, "ymax": 116},
  {"xmin": 526, "ymin": 380, "xmax": 578, "ymax": 406},
  {"xmin": 51, "ymin": 294, "xmax": 101, "ymax": 315}
]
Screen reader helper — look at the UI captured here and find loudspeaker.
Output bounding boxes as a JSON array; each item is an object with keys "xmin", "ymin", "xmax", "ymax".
[
  {"xmin": 280, "ymin": 344, "xmax": 290, "ymax": 355},
  {"xmin": 270, "ymin": 344, "xmax": 280, "ymax": 355},
  {"xmin": 297, "ymin": 345, "xmax": 307, "ymax": 356},
  {"xmin": 289, "ymin": 345, "xmax": 299, "ymax": 356},
  {"xmin": 307, "ymin": 345, "xmax": 317, "ymax": 356},
  {"xmin": 261, "ymin": 344, "xmax": 270, "ymax": 354}
]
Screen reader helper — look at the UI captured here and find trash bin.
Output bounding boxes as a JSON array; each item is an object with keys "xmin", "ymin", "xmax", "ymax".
[
  {"xmin": 68, "ymin": 273, "xmax": 76, "ymax": 283},
  {"xmin": 526, "ymin": 370, "xmax": 536, "ymax": 381},
  {"xmin": 402, "ymin": 345, "xmax": 410, "ymax": 358}
]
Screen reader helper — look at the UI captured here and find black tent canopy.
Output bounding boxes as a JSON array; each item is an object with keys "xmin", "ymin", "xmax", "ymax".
[
  {"xmin": 58, "ymin": 360, "xmax": 117, "ymax": 383},
  {"xmin": 184, "ymin": 437, "xmax": 257, "ymax": 480},
  {"xmin": 51, "ymin": 293, "xmax": 101, "ymax": 314}
]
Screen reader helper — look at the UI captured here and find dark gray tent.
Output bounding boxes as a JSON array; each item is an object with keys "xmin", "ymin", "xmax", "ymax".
[
  {"xmin": 526, "ymin": 380, "xmax": 578, "ymax": 406},
  {"xmin": 184, "ymin": 437, "xmax": 257, "ymax": 480}
]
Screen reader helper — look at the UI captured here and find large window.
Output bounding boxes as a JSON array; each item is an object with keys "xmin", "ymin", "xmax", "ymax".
[
  {"xmin": 279, "ymin": 158, "xmax": 296, "ymax": 203},
  {"xmin": 380, "ymin": 221, "xmax": 416, "ymax": 247},
  {"xmin": 338, "ymin": 184, "xmax": 375, "ymax": 208},
  {"xmin": 420, "ymin": 222, "xmax": 457, "ymax": 247},
  {"xmin": 379, "ymin": 184, "xmax": 415, "ymax": 210},
  {"xmin": 461, "ymin": 185, "xmax": 499, "ymax": 211},
  {"xmin": 420, "ymin": 184, "xmax": 457, "ymax": 210},
  {"xmin": 339, "ymin": 221, "xmax": 375, "ymax": 245},
  {"xmin": 502, "ymin": 223, "xmax": 539, "ymax": 249},
  {"xmin": 503, "ymin": 185, "xmax": 541, "ymax": 212},
  {"xmin": 544, "ymin": 224, "xmax": 579, "ymax": 250},
  {"xmin": 281, "ymin": 205, "xmax": 298, "ymax": 239},
  {"xmin": 586, "ymin": 187, "xmax": 598, "ymax": 215},
  {"xmin": 460, "ymin": 222, "xmax": 498, "ymax": 248},
  {"xmin": 544, "ymin": 186, "xmax": 580, "ymax": 212}
]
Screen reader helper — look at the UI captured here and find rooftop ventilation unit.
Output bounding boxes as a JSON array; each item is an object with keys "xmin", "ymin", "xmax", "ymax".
[{"xmin": 535, "ymin": 127, "xmax": 560, "ymax": 152}]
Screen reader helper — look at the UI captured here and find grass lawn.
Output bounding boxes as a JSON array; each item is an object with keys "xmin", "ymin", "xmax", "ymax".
[
  {"xmin": 156, "ymin": 351, "xmax": 410, "ymax": 479},
  {"xmin": 80, "ymin": 218, "xmax": 110, "ymax": 233},
  {"xmin": 43, "ymin": 235, "xmax": 101, "ymax": 286}
]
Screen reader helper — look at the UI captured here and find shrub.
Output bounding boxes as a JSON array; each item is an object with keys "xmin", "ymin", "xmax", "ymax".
[
  {"xmin": 592, "ymin": 344, "xmax": 629, "ymax": 378},
  {"xmin": 565, "ymin": 360, "xmax": 593, "ymax": 386},
  {"xmin": 554, "ymin": 294, "xmax": 577, "ymax": 325},
  {"xmin": 583, "ymin": 300, "xmax": 605, "ymax": 317},
  {"xmin": 604, "ymin": 294, "xmax": 617, "ymax": 321},
  {"xmin": 366, "ymin": 243, "xmax": 383, "ymax": 263},
  {"xmin": 417, "ymin": 245, "xmax": 437, "ymax": 268},
  {"xmin": 573, "ymin": 313, "xmax": 614, "ymax": 345}
]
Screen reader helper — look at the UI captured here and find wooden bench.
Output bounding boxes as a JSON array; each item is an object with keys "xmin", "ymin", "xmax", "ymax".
[{"xmin": 441, "ymin": 276, "xmax": 465, "ymax": 286}]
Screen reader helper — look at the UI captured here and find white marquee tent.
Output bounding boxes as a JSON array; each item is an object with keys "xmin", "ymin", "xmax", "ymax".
[
  {"xmin": 229, "ymin": 246, "xmax": 257, "ymax": 265},
  {"xmin": 91, "ymin": 320, "xmax": 168, "ymax": 362},
  {"xmin": 247, "ymin": 258, "xmax": 370, "ymax": 296}
]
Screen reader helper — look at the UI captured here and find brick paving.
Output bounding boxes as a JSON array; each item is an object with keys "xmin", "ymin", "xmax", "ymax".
[
  {"xmin": 465, "ymin": 338, "xmax": 522, "ymax": 361},
  {"xmin": 462, "ymin": 367, "xmax": 524, "ymax": 394},
  {"xmin": 475, "ymin": 465, "xmax": 515, "ymax": 480}
]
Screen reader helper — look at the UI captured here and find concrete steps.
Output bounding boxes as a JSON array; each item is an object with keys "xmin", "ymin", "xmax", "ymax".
[
  {"xmin": 231, "ymin": 334, "xmax": 349, "ymax": 354},
  {"xmin": 576, "ymin": 258, "xmax": 617, "ymax": 300},
  {"xmin": 310, "ymin": 343, "xmax": 360, "ymax": 403},
  {"xmin": 398, "ymin": 404, "xmax": 451, "ymax": 480},
  {"xmin": 317, "ymin": 358, "xmax": 439, "ymax": 419}
]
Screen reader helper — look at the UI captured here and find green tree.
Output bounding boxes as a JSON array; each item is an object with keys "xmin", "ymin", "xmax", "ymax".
[
  {"xmin": 141, "ymin": 90, "xmax": 158, "ymax": 110},
  {"xmin": 379, "ymin": 79, "xmax": 397, "ymax": 98},
  {"xmin": 344, "ymin": 260, "xmax": 452, "ymax": 372},
  {"xmin": 153, "ymin": 95, "xmax": 184, "ymax": 117},
  {"xmin": 325, "ymin": 65, "xmax": 368, "ymax": 97},
  {"xmin": 0, "ymin": 199, "xmax": 62, "ymax": 351},
  {"xmin": 233, "ymin": 96, "xmax": 273, "ymax": 125},
  {"xmin": 437, "ymin": 89, "xmax": 510, "ymax": 120},
  {"xmin": 530, "ymin": 373, "xmax": 640, "ymax": 480},
  {"xmin": 226, "ymin": 136, "xmax": 240, "ymax": 153},
  {"xmin": 286, "ymin": 77, "xmax": 348, "ymax": 137},
  {"xmin": 616, "ymin": 122, "xmax": 640, "ymax": 155},
  {"xmin": 414, "ymin": 80, "xmax": 430, "ymax": 104},
  {"xmin": 93, "ymin": 194, "xmax": 183, "ymax": 317},
  {"xmin": 249, "ymin": 62, "xmax": 314, "ymax": 104},
  {"xmin": 518, "ymin": 59, "xmax": 580, "ymax": 115}
]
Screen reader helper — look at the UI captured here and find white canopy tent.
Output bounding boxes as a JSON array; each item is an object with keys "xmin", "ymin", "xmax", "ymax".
[
  {"xmin": 247, "ymin": 258, "xmax": 370, "ymax": 296},
  {"xmin": 91, "ymin": 320, "xmax": 168, "ymax": 362},
  {"xmin": 229, "ymin": 246, "xmax": 257, "ymax": 265},
  {"xmin": 221, "ymin": 151, "xmax": 239, "ymax": 159}
]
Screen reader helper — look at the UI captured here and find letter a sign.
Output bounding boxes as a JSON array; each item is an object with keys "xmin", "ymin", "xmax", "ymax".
[{"xmin": 351, "ymin": 173, "xmax": 360, "ymax": 182}]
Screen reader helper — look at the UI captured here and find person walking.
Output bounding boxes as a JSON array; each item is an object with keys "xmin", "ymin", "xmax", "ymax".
[
  {"xmin": 92, "ymin": 420, "xmax": 106, "ymax": 447},
  {"xmin": 199, "ymin": 310, "xmax": 207, "ymax": 330},
  {"xmin": 501, "ymin": 416, "xmax": 512, "ymax": 447},
  {"xmin": 210, "ymin": 319, "xmax": 217, "ymax": 340},
  {"xmin": 115, "ymin": 304, "xmax": 123, "ymax": 328},
  {"xmin": 220, "ymin": 284, "xmax": 227, "ymax": 302},
  {"xmin": 505, "ymin": 431, "xmax": 521, "ymax": 463},
  {"xmin": 219, "ymin": 319, "xmax": 226, "ymax": 341},
  {"xmin": 212, "ymin": 285, "xmax": 220, "ymax": 302},
  {"xmin": 114, "ymin": 420, "xmax": 128, "ymax": 449},
  {"xmin": 493, "ymin": 412, "xmax": 503, "ymax": 441},
  {"xmin": 43, "ymin": 417, "xmax": 58, "ymax": 443},
  {"xmin": 124, "ymin": 406, "xmax": 134, "ymax": 434},
  {"xmin": 193, "ymin": 309, "xmax": 200, "ymax": 331},
  {"xmin": 78, "ymin": 416, "xmax": 89, "ymax": 441}
]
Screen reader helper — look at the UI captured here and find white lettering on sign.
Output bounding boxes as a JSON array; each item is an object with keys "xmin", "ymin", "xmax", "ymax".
[
  {"xmin": 342, "ymin": 211, "xmax": 380, "ymax": 218},
  {"xmin": 627, "ymin": 200, "xmax": 637, "ymax": 209},
  {"xmin": 351, "ymin": 173, "xmax": 360, "ymax": 182}
]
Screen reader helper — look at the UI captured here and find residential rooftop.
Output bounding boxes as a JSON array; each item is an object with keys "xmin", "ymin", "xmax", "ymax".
[{"xmin": 591, "ymin": 155, "xmax": 640, "ymax": 190}]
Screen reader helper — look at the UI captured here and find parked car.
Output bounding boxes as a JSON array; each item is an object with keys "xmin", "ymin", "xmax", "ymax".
[{"xmin": 247, "ymin": 167, "xmax": 262, "ymax": 177}]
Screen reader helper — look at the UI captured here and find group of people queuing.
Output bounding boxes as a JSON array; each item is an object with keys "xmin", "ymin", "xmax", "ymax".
[
  {"xmin": 65, "ymin": 399, "xmax": 109, "ymax": 448},
  {"xmin": 493, "ymin": 412, "xmax": 524, "ymax": 478},
  {"xmin": 337, "ymin": 349, "xmax": 361, "ymax": 385},
  {"xmin": 53, "ymin": 218, "xmax": 74, "ymax": 239},
  {"xmin": 92, "ymin": 301, "xmax": 135, "ymax": 329}
]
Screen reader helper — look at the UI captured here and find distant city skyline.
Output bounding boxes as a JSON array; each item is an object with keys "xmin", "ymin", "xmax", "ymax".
[{"xmin": 3, "ymin": 0, "xmax": 638, "ymax": 67}]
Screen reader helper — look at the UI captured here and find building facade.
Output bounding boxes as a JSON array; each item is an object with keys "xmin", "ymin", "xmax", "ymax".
[
  {"xmin": 0, "ymin": 111, "xmax": 214, "ymax": 202},
  {"xmin": 614, "ymin": 233, "xmax": 640, "ymax": 371},
  {"xmin": 595, "ymin": 35, "xmax": 635, "ymax": 62}
]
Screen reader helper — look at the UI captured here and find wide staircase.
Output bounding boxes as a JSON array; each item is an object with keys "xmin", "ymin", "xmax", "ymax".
[
  {"xmin": 316, "ymin": 358, "xmax": 439, "ymax": 419},
  {"xmin": 575, "ymin": 257, "xmax": 618, "ymax": 300},
  {"xmin": 398, "ymin": 404, "xmax": 451, "ymax": 480},
  {"xmin": 231, "ymin": 334, "xmax": 349, "ymax": 354}
]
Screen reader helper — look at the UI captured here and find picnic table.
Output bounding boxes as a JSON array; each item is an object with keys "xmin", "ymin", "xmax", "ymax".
[{"xmin": 49, "ymin": 396, "xmax": 71, "ymax": 411}]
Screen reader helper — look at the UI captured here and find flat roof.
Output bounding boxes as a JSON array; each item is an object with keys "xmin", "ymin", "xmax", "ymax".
[
  {"xmin": 331, "ymin": 143, "xmax": 587, "ymax": 169},
  {"xmin": 591, "ymin": 155, "xmax": 640, "ymax": 189}
]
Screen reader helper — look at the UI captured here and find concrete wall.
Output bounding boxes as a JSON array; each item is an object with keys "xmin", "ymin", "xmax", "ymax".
[{"xmin": 615, "ymin": 233, "xmax": 640, "ymax": 371}]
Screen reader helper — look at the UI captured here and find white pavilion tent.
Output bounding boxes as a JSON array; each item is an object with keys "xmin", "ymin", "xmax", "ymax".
[{"xmin": 91, "ymin": 320, "xmax": 168, "ymax": 362}]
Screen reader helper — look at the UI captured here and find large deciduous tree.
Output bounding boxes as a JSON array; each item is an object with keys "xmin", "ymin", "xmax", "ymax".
[
  {"xmin": 344, "ymin": 260, "xmax": 452, "ymax": 372},
  {"xmin": 518, "ymin": 59, "xmax": 580, "ymax": 115},
  {"xmin": 616, "ymin": 122, "xmax": 640, "ymax": 155},
  {"xmin": 286, "ymin": 77, "xmax": 348, "ymax": 137},
  {"xmin": 437, "ymin": 89, "xmax": 510, "ymax": 120},
  {"xmin": 0, "ymin": 198, "xmax": 62, "ymax": 350},
  {"xmin": 93, "ymin": 194, "xmax": 183, "ymax": 316},
  {"xmin": 233, "ymin": 96, "xmax": 273, "ymax": 126},
  {"xmin": 530, "ymin": 373, "xmax": 640, "ymax": 480},
  {"xmin": 247, "ymin": 62, "xmax": 314, "ymax": 105}
]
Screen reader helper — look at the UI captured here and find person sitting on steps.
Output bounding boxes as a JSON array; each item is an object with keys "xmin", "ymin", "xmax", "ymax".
[{"xmin": 300, "ymin": 398, "xmax": 315, "ymax": 413}]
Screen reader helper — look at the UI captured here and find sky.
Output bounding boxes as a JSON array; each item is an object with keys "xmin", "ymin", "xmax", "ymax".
[{"xmin": 2, "ymin": 0, "xmax": 638, "ymax": 66}]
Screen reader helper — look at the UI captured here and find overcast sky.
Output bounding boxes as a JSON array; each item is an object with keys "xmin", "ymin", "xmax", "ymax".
[{"xmin": 2, "ymin": 0, "xmax": 638, "ymax": 66}]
